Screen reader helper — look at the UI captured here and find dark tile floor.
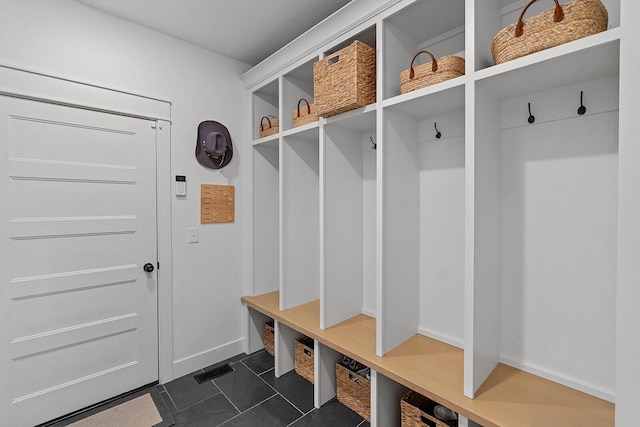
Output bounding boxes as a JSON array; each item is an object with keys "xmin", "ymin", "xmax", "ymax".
[
  {"xmin": 157, "ymin": 349, "xmax": 370, "ymax": 427},
  {"xmin": 45, "ymin": 350, "xmax": 369, "ymax": 427}
]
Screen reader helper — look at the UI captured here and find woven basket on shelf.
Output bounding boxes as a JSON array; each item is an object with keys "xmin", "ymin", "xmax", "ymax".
[
  {"xmin": 313, "ymin": 40, "xmax": 376, "ymax": 118},
  {"xmin": 263, "ymin": 320, "xmax": 274, "ymax": 356},
  {"xmin": 294, "ymin": 336, "xmax": 314, "ymax": 383},
  {"xmin": 400, "ymin": 50, "xmax": 465, "ymax": 95},
  {"xmin": 491, "ymin": 0, "xmax": 608, "ymax": 64},
  {"xmin": 336, "ymin": 362, "xmax": 370, "ymax": 421},
  {"xmin": 400, "ymin": 391, "xmax": 458, "ymax": 427},
  {"xmin": 292, "ymin": 98, "xmax": 318, "ymax": 128},
  {"xmin": 259, "ymin": 116, "xmax": 279, "ymax": 138}
]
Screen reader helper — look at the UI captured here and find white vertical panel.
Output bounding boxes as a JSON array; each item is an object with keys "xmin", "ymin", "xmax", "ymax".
[
  {"xmin": 156, "ymin": 119, "xmax": 173, "ymax": 385},
  {"xmin": 458, "ymin": 415, "xmax": 483, "ymax": 427},
  {"xmin": 378, "ymin": 108, "xmax": 420, "ymax": 356},
  {"xmin": 275, "ymin": 321, "xmax": 297, "ymax": 378},
  {"xmin": 321, "ymin": 124, "xmax": 364, "ymax": 329},
  {"xmin": 371, "ymin": 370, "xmax": 407, "ymax": 427},
  {"xmin": 465, "ymin": 82, "xmax": 501, "ymax": 397},
  {"xmin": 315, "ymin": 341, "xmax": 340, "ymax": 409},
  {"xmin": 616, "ymin": 0, "xmax": 640, "ymax": 423},
  {"xmin": 246, "ymin": 308, "xmax": 271, "ymax": 356},
  {"xmin": 362, "ymin": 149, "xmax": 377, "ymax": 317}
]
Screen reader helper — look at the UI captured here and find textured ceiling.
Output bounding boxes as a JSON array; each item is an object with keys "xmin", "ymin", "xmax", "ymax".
[{"xmin": 73, "ymin": 0, "xmax": 353, "ymax": 66}]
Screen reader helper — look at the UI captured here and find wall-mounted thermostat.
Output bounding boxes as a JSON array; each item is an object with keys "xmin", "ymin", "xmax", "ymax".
[{"xmin": 176, "ymin": 175, "xmax": 187, "ymax": 196}]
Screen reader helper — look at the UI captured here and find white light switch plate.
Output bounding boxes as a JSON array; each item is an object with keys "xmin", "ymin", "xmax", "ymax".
[{"xmin": 188, "ymin": 227, "xmax": 199, "ymax": 243}]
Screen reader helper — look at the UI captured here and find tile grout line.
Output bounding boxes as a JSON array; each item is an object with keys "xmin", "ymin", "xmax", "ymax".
[
  {"xmin": 214, "ymin": 384, "xmax": 243, "ymax": 417},
  {"xmin": 247, "ymin": 360, "xmax": 308, "ymax": 416},
  {"xmin": 286, "ymin": 411, "xmax": 308, "ymax": 427},
  {"xmin": 217, "ymin": 394, "xmax": 280, "ymax": 426},
  {"xmin": 165, "ymin": 370, "xmax": 222, "ymax": 414},
  {"xmin": 239, "ymin": 358, "xmax": 275, "ymax": 376},
  {"xmin": 160, "ymin": 389, "xmax": 179, "ymax": 414}
]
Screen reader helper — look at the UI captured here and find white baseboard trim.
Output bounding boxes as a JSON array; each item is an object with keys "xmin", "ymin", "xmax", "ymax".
[
  {"xmin": 171, "ymin": 338, "xmax": 245, "ymax": 380},
  {"xmin": 417, "ymin": 327, "xmax": 464, "ymax": 350},
  {"xmin": 361, "ymin": 307, "xmax": 377, "ymax": 318},
  {"xmin": 499, "ymin": 354, "xmax": 616, "ymax": 403}
]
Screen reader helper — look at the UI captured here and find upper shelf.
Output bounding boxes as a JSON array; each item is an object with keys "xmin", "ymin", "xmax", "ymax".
[
  {"xmin": 475, "ymin": 28, "xmax": 620, "ymax": 99},
  {"xmin": 382, "ymin": 76, "xmax": 465, "ymax": 118}
]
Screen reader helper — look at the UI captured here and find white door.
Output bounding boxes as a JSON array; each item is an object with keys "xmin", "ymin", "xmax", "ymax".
[{"xmin": 0, "ymin": 96, "xmax": 159, "ymax": 427}]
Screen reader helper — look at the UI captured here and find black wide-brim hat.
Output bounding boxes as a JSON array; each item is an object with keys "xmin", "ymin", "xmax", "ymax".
[{"xmin": 195, "ymin": 120, "xmax": 233, "ymax": 169}]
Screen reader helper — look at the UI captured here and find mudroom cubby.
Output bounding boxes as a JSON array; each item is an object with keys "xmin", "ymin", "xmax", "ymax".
[
  {"xmin": 467, "ymin": 72, "xmax": 619, "ymax": 401},
  {"xmin": 282, "ymin": 57, "xmax": 316, "ymax": 132},
  {"xmin": 321, "ymin": 109, "xmax": 377, "ymax": 329},
  {"xmin": 253, "ymin": 79, "xmax": 279, "ymax": 140},
  {"xmin": 241, "ymin": 0, "xmax": 636, "ymax": 424},
  {"xmin": 378, "ymin": 84, "xmax": 466, "ymax": 357},
  {"xmin": 382, "ymin": 0, "xmax": 465, "ymax": 100}
]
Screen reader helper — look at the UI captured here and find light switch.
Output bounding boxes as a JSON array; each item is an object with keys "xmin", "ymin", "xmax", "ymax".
[{"xmin": 188, "ymin": 227, "xmax": 199, "ymax": 243}]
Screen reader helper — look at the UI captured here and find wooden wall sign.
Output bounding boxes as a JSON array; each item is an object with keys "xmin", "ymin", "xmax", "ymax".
[{"xmin": 201, "ymin": 184, "xmax": 235, "ymax": 224}]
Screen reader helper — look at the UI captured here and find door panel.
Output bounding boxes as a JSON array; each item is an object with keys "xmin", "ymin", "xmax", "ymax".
[{"xmin": 0, "ymin": 96, "xmax": 158, "ymax": 426}]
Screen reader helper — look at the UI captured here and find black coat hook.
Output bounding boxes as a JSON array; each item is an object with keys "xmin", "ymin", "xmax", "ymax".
[
  {"xmin": 434, "ymin": 122, "xmax": 441, "ymax": 139},
  {"xmin": 578, "ymin": 91, "xmax": 586, "ymax": 115},
  {"xmin": 370, "ymin": 136, "xmax": 376, "ymax": 150},
  {"xmin": 527, "ymin": 102, "xmax": 535, "ymax": 124}
]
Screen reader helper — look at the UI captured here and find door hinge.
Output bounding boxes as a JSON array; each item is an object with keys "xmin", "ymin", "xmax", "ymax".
[
  {"xmin": 151, "ymin": 122, "xmax": 157, "ymax": 129},
  {"xmin": 157, "ymin": 262, "xmax": 160, "ymax": 270}
]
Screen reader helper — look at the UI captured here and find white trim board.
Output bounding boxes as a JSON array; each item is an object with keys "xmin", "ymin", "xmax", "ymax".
[{"xmin": 0, "ymin": 63, "xmax": 171, "ymax": 122}]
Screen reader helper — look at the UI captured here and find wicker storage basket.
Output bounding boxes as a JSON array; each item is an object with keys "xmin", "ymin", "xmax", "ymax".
[
  {"xmin": 292, "ymin": 98, "xmax": 318, "ymax": 128},
  {"xmin": 400, "ymin": 50, "xmax": 465, "ymax": 95},
  {"xmin": 263, "ymin": 320, "xmax": 275, "ymax": 356},
  {"xmin": 336, "ymin": 362, "xmax": 370, "ymax": 421},
  {"xmin": 400, "ymin": 391, "xmax": 458, "ymax": 427},
  {"xmin": 294, "ymin": 336, "xmax": 314, "ymax": 383},
  {"xmin": 314, "ymin": 40, "xmax": 376, "ymax": 118},
  {"xmin": 259, "ymin": 116, "xmax": 279, "ymax": 138},
  {"xmin": 491, "ymin": 0, "xmax": 608, "ymax": 64}
]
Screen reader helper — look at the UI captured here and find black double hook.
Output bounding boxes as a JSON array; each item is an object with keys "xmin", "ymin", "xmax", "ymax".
[
  {"xmin": 434, "ymin": 122, "xmax": 442, "ymax": 139},
  {"xmin": 370, "ymin": 136, "xmax": 376, "ymax": 150}
]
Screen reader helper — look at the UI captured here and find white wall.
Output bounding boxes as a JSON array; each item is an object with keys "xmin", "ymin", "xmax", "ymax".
[{"xmin": 0, "ymin": 0, "xmax": 251, "ymax": 379}]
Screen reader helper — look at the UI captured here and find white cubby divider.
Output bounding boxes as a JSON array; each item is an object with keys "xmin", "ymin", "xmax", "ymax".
[
  {"xmin": 371, "ymin": 371, "xmax": 408, "ymax": 427},
  {"xmin": 314, "ymin": 341, "xmax": 341, "ymax": 408},
  {"xmin": 274, "ymin": 321, "xmax": 298, "ymax": 377},
  {"xmin": 377, "ymin": 106, "xmax": 421, "ymax": 357},
  {"xmin": 243, "ymin": 0, "xmax": 632, "ymax": 424}
]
